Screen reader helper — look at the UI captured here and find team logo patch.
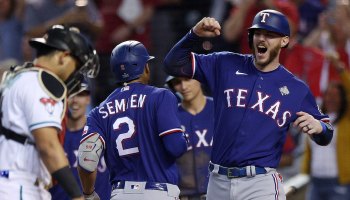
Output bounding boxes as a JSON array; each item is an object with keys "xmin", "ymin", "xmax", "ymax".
[
  {"xmin": 82, "ymin": 125, "xmax": 89, "ymax": 135},
  {"xmin": 121, "ymin": 86, "xmax": 130, "ymax": 92},
  {"xmin": 131, "ymin": 184, "xmax": 140, "ymax": 190},
  {"xmin": 279, "ymin": 86, "xmax": 289, "ymax": 96},
  {"xmin": 122, "ymin": 72, "xmax": 129, "ymax": 79},
  {"xmin": 40, "ymin": 97, "xmax": 57, "ymax": 114}
]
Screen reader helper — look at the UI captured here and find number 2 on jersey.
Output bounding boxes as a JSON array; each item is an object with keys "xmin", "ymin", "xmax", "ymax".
[{"xmin": 114, "ymin": 117, "xmax": 139, "ymax": 156}]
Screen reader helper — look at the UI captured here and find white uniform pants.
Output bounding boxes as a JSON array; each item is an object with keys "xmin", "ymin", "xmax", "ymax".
[
  {"xmin": 0, "ymin": 171, "xmax": 51, "ymax": 200},
  {"xmin": 110, "ymin": 181, "xmax": 180, "ymax": 200}
]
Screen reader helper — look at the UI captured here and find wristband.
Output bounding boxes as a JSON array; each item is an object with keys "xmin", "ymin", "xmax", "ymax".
[{"xmin": 52, "ymin": 166, "xmax": 82, "ymax": 198}]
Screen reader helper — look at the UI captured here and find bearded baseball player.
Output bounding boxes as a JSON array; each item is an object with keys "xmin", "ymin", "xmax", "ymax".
[
  {"xmin": 0, "ymin": 25, "xmax": 99, "ymax": 199},
  {"xmin": 164, "ymin": 9, "xmax": 334, "ymax": 200},
  {"xmin": 77, "ymin": 40, "xmax": 188, "ymax": 200}
]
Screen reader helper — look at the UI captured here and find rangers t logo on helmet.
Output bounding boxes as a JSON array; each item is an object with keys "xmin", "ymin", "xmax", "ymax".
[{"xmin": 260, "ymin": 12, "xmax": 270, "ymax": 23}]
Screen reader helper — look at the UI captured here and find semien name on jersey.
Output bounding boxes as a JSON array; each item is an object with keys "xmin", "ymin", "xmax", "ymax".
[{"xmin": 98, "ymin": 94, "xmax": 147, "ymax": 118}]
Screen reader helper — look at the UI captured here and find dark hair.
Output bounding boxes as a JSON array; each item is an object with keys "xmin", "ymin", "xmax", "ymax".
[
  {"xmin": 3, "ymin": 0, "xmax": 16, "ymax": 20},
  {"xmin": 35, "ymin": 45, "xmax": 60, "ymax": 58},
  {"xmin": 322, "ymin": 82, "xmax": 347, "ymax": 124}
]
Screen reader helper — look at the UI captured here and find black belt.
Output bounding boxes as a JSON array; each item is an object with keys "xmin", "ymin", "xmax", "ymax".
[
  {"xmin": 112, "ymin": 181, "xmax": 168, "ymax": 191},
  {"xmin": 209, "ymin": 162, "xmax": 267, "ymax": 178},
  {"xmin": 180, "ymin": 194, "xmax": 207, "ymax": 200},
  {"xmin": 0, "ymin": 127, "xmax": 35, "ymax": 145}
]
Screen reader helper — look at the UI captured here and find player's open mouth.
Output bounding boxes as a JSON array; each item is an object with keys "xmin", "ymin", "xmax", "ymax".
[
  {"xmin": 70, "ymin": 105, "xmax": 80, "ymax": 111},
  {"xmin": 257, "ymin": 45, "xmax": 267, "ymax": 55}
]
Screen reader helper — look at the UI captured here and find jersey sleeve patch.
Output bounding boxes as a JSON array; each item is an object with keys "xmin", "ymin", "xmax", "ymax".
[{"xmin": 38, "ymin": 70, "xmax": 67, "ymax": 101}]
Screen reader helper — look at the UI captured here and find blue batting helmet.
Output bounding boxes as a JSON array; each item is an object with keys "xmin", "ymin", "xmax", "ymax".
[
  {"xmin": 248, "ymin": 9, "xmax": 290, "ymax": 48},
  {"xmin": 110, "ymin": 40, "xmax": 154, "ymax": 83}
]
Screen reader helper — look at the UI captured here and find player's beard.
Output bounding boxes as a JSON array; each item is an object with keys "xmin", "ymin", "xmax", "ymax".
[{"xmin": 253, "ymin": 45, "xmax": 279, "ymax": 68}]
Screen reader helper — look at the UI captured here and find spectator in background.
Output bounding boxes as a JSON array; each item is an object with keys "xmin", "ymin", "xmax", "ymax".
[
  {"xmin": 92, "ymin": 0, "xmax": 156, "ymax": 106},
  {"xmin": 22, "ymin": 0, "xmax": 102, "ymax": 62},
  {"xmin": 295, "ymin": 0, "xmax": 327, "ymax": 39},
  {"xmin": 301, "ymin": 56, "xmax": 350, "ymax": 200},
  {"xmin": 23, "ymin": 0, "xmax": 102, "ymax": 39},
  {"xmin": 166, "ymin": 76, "xmax": 214, "ymax": 200},
  {"xmin": 275, "ymin": 1, "xmax": 327, "ymax": 101},
  {"xmin": 223, "ymin": 0, "xmax": 299, "ymax": 54},
  {"xmin": 0, "ymin": 0, "xmax": 25, "ymax": 67},
  {"xmin": 49, "ymin": 83, "xmax": 111, "ymax": 200},
  {"xmin": 303, "ymin": 0, "xmax": 350, "ymax": 86}
]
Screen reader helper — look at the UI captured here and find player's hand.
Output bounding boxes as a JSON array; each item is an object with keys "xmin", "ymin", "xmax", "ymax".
[
  {"xmin": 326, "ymin": 52, "xmax": 346, "ymax": 73},
  {"xmin": 293, "ymin": 111, "xmax": 323, "ymax": 135},
  {"xmin": 72, "ymin": 197, "xmax": 84, "ymax": 200},
  {"xmin": 193, "ymin": 17, "xmax": 221, "ymax": 38},
  {"xmin": 84, "ymin": 191, "xmax": 100, "ymax": 200}
]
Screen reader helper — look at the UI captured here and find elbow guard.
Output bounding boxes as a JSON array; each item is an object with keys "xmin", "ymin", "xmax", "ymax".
[{"xmin": 78, "ymin": 133, "xmax": 104, "ymax": 172}]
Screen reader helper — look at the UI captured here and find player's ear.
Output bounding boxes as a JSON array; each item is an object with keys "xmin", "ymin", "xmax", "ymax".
[
  {"xmin": 58, "ymin": 51, "xmax": 70, "ymax": 65},
  {"xmin": 144, "ymin": 64, "xmax": 150, "ymax": 75},
  {"xmin": 281, "ymin": 36, "xmax": 289, "ymax": 48}
]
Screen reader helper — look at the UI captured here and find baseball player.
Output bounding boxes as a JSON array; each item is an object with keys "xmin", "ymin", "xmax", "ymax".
[
  {"xmin": 49, "ymin": 84, "xmax": 111, "ymax": 200},
  {"xmin": 166, "ymin": 76, "xmax": 214, "ymax": 200},
  {"xmin": 77, "ymin": 40, "xmax": 188, "ymax": 200},
  {"xmin": 0, "ymin": 25, "xmax": 99, "ymax": 200},
  {"xmin": 164, "ymin": 9, "xmax": 334, "ymax": 200}
]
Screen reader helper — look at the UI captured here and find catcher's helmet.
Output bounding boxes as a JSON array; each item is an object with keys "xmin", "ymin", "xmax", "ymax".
[
  {"xmin": 110, "ymin": 40, "xmax": 154, "ymax": 83},
  {"xmin": 248, "ymin": 9, "xmax": 290, "ymax": 48},
  {"xmin": 29, "ymin": 25, "xmax": 100, "ymax": 79}
]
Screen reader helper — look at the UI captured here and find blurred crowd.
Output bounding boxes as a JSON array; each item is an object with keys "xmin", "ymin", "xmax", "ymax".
[{"xmin": 1, "ymin": 0, "xmax": 350, "ymax": 199}]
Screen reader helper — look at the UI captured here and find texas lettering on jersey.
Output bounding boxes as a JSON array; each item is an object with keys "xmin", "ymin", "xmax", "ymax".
[
  {"xmin": 183, "ymin": 128, "xmax": 213, "ymax": 150},
  {"xmin": 224, "ymin": 88, "xmax": 291, "ymax": 127}
]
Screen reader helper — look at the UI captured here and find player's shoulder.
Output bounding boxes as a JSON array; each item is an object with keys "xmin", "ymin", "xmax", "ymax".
[
  {"xmin": 148, "ymin": 86, "xmax": 177, "ymax": 101},
  {"xmin": 10, "ymin": 70, "xmax": 40, "ymax": 92},
  {"xmin": 280, "ymin": 66, "xmax": 310, "ymax": 89},
  {"xmin": 88, "ymin": 105, "xmax": 98, "ymax": 115},
  {"xmin": 205, "ymin": 96, "xmax": 214, "ymax": 102},
  {"xmin": 8, "ymin": 69, "xmax": 66, "ymax": 101}
]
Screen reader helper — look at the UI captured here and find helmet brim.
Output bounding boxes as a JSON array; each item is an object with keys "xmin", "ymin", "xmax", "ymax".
[
  {"xmin": 248, "ymin": 25, "xmax": 288, "ymax": 37},
  {"xmin": 148, "ymin": 56, "xmax": 155, "ymax": 62},
  {"xmin": 29, "ymin": 38, "xmax": 67, "ymax": 51}
]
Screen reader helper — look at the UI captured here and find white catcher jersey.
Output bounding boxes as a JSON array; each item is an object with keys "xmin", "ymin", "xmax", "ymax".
[{"xmin": 0, "ymin": 71, "xmax": 64, "ymax": 185}]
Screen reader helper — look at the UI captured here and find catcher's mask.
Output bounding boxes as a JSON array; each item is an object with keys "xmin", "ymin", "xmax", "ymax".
[
  {"xmin": 29, "ymin": 25, "xmax": 100, "ymax": 95},
  {"xmin": 110, "ymin": 40, "xmax": 154, "ymax": 84},
  {"xmin": 248, "ymin": 9, "xmax": 290, "ymax": 49}
]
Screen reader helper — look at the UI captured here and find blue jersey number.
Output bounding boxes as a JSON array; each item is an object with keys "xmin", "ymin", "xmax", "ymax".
[{"xmin": 114, "ymin": 116, "xmax": 139, "ymax": 156}]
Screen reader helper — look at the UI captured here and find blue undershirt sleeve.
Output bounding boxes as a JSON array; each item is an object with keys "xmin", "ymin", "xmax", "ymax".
[
  {"xmin": 162, "ymin": 132, "xmax": 188, "ymax": 158},
  {"xmin": 311, "ymin": 121, "xmax": 333, "ymax": 146},
  {"xmin": 163, "ymin": 30, "xmax": 202, "ymax": 77}
]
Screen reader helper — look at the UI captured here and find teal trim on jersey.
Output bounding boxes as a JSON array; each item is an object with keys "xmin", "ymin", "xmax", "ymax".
[
  {"xmin": 20, "ymin": 185, "xmax": 23, "ymax": 200},
  {"xmin": 29, "ymin": 121, "xmax": 61, "ymax": 130}
]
